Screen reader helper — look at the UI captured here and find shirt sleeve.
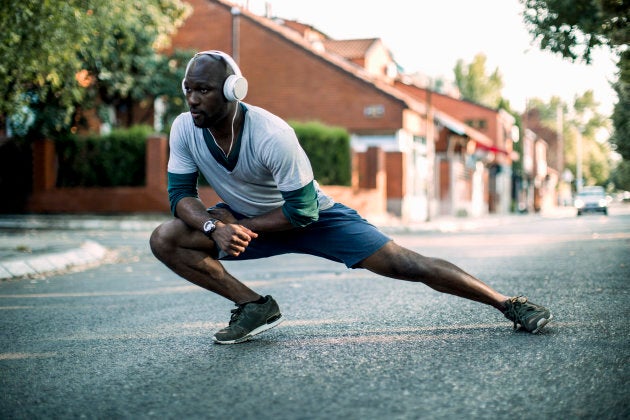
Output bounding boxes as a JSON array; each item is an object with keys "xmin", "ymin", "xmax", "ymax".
[
  {"xmin": 280, "ymin": 181, "xmax": 319, "ymax": 227},
  {"xmin": 166, "ymin": 114, "xmax": 201, "ymax": 216},
  {"xmin": 167, "ymin": 114, "xmax": 199, "ymax": 175},
  {"xmin": 167, "ymin": 171, "xmax": 199, "ymax": 216}
]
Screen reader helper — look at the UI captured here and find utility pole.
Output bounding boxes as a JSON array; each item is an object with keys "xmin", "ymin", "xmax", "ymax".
[
  {"xmin": 576, "ymin": 129, "xmax": 583, "ymax": 193},
  {"xmin": 575, "ymin": 109, "xmax": 591, "ymax": 193},
  {"xmin": 231, "ymin": 7, "xmax": 241, "ymax": 62},
  {"xmin": 556, "ymin": 105, "xmax": 564, "ymax": 175}
]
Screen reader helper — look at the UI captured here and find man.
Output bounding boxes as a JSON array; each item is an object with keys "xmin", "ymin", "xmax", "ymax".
[{"xmin": 150, "ymin": 50, "xmax": 552, "ymax": 345}]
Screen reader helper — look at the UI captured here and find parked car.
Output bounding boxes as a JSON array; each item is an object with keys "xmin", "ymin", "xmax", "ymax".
[{"xmin": 574, "ymin": 186, "xmax": 608, "ymax": 216}]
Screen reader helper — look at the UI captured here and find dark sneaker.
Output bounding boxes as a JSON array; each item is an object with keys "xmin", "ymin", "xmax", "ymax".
[
  {"xmin": 213, "ymin": 295, "xmax": 283, "ymax": 344},
  {"xmin": 503, "ymin": 296, "xmax": 553, "ymax": 333}
]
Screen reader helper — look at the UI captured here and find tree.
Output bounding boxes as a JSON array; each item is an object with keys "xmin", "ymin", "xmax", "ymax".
[
  {"xmin": 610, "ymin": 160, "xmax": 630, "ymax": 190},
  {"xmin": 610, "ymin": 55, "xmax": 630, "ymax": 159},
  {"xmin": 453, "ymin": 53, "xmax": 504, "ymax": 108},
  {"xmin": 520, "ymin": 0, "xmax": 627, "ymax": 63},
  {"xmin": 527, "ymin": 91, "xmax": 612, "ymax": 187},
  {"xmin": 1, "ymin": 0, "xmax": 190, "ymax": 138},
  {"xmin": 78, "ymin": 1, "xmax": 191, "ymax": 128},
  {"xmin": 1, "ymin": 0, "xmax": 90, "ymax": 136},
  {"xmin": 519, "ymin": 0, "xmax": 629, "ymax": 161}
]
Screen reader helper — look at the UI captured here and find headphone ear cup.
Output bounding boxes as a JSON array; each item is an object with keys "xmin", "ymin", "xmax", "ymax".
[{"xmin": 223, "ymin": 75, "xmax": 248, "ymax": 101}]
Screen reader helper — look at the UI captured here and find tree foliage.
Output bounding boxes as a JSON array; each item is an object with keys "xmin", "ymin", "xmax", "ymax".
[
  {"xmin": 610, "ymin": 159, "xmax": 630, "ymax": 190},
  {"xmin": 1, "ymin": 0, "xmax": 190, "ymax": 138},
  {"xmin": 610, "ymin": 53, "xmax": 630, "ymax": 159},
  {"xmin": 528, "ymin": 91, "xmax": 612, "ymax": 186},
  {"xmin": 453, "ymin": 53, "xmax": 504, "ymax": 108},
  {"xmin": 519, "ymin": 0, "xmax": 630, "ymax": 161},
  {"xmin": 520, "ymin": 0, "xmax": 628, "ymax": 63}
]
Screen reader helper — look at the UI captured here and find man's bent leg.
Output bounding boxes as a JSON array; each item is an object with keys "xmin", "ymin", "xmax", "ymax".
[
  {"xmin": 149, "ymin": 219, "xmax": 261, "ymax": 304},
  {"xmin": 358, "ymin": 241, "xmax": 509, "ymax": 310},
  {"xmin": 150, "ymin": 219, "xmax": 285, "ymax": 343}
]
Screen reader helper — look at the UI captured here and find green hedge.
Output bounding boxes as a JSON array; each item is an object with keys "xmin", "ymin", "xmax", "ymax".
[
  {"xmin": 289, "ymin": 121, "xmax": 351, "ymax": 186},
  {"xmin": 56, "ymin": 125, "xmax": 152, "ymax": 187}
]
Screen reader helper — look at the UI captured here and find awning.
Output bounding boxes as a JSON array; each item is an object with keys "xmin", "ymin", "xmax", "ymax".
[
  {"xmin": 473, "ymin": 141, "xmax": 509, "ymax": 155},
  {"xmin": 434, "ymin": 110, "xmax": 510, "ymax": 155},
  {"xmin": 434, "ymin": 111, "xmax": 467, "ymax": 136}
]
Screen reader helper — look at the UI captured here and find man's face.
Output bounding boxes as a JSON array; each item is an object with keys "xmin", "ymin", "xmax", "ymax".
[{"xmin": 183, "ymin": 56, "xmax": 231, "ymax": 128}]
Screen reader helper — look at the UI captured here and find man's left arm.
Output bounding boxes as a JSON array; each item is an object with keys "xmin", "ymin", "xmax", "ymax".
[{"xmin": 215, "ymin": 181, "xmax": 318, "ymax": 233}]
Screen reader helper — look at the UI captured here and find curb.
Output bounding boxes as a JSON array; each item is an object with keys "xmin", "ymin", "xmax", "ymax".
[
  {"xmin": 0, "ymin": 216, "xmax": 167, "ymax": 232},
  {"xmin": 0, "ymin": 240, "xmax": 109, "ymax": 280}
]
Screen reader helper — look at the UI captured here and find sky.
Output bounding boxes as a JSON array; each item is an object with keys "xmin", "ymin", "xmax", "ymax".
[{"xmin": 240, "ymin": 0, "xmax": 618, "ymax": 116}]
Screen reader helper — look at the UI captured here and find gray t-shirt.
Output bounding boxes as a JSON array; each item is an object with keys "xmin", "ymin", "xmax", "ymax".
[{"xmin": 168, "ymin": 104, "xmax": 334, "ymax": 218}]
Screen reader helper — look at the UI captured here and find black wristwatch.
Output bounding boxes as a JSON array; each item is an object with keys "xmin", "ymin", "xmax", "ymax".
[{"xmin": 203, "ymin": 219, "xmax": 219, "ymax": 237}]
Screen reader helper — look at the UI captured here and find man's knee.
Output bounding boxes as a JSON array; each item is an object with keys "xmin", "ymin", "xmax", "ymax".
[
  {"xmin": 149, "ymin": 219, "xmax": 185, "ymax": 260},
  {"xmin": 360, "ymin": 241, "xmax": 431, "ymax": 278}
]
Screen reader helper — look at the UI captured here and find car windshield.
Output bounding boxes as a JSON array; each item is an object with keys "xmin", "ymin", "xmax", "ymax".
[{"xmin": 578, "ymin": 191, "xmax": 604, "ymax": 197}]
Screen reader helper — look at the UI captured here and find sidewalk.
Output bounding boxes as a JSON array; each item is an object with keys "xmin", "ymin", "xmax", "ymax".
[
  {"xmin": 0, "ymin": 207, "xmax": 575, "ymax": 281},
  {"xmin": 377, "ymin": 205, "xmax": 575, "ymax": 234},
  {"xmin": 0, "ymin": 214, "xmax": 169, "ymax": 281}
]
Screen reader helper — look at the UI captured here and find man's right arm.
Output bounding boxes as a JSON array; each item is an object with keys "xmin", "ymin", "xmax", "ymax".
[
  {"xmin": 169, "ymin": 175, "xmax": 258, "ymax": 257},
  {"xmin": 167, "ymin": 170, "xmax": 214, "ymax": 230},
  {"xmin": 176, "ymin": 196, "xmax": 258, "ymax": 257}
]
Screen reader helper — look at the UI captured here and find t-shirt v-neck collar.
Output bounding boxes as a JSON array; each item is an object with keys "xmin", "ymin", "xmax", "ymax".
[{"xmin": 201, "ymin": 103, "xmax": 247, "ymax": 172}]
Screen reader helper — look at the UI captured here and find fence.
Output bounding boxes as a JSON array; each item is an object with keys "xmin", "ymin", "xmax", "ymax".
[{"xmin": 27, "ymin": 137, "xmax": 387, "ymax": 218}]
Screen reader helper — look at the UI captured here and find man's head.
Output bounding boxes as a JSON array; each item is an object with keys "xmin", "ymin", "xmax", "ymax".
[
  {"xmin": 181, "ymin": 51, "xmax": 247, "ymax": 128},
  {"xmin": 181, "ymin": 50, "xmax": 247, "ymax": 102}
]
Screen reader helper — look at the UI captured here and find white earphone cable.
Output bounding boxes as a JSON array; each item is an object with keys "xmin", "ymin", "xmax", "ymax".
[{"xmin": 207, "ymin": 102, "xmax": 238, "ymax": 159}]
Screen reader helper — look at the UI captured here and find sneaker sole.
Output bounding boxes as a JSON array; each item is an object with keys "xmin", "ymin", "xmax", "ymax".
[
  {"xmin": 530, "ymin": 313, "xmax": 553, "ymax": 334},
  {"xmin": 213, "ymin": 314, "xmax": 284, "ymax": 345}
]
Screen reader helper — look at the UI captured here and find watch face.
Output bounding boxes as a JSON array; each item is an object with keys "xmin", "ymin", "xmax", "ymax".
[{"xmin": 203, "ymin": 220, "xmax": 216, "ymax": 233}]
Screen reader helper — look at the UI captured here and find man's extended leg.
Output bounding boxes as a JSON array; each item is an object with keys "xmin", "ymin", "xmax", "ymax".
[
  {"xmin": 358, "ymin": 241, "xmax": 552, "ymax": 332},
  {"xmin": 358, "ymin": 241, "xmax": 509, "ymax": 308}
]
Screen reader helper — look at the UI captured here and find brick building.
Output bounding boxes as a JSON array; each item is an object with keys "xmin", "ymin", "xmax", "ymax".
[
  {"xmin": 395, "ymin": 82, "xmax": 519, "ymax": 215},
  {"xmin": 520, "ymin": 108, "xmax": 566, "ymax": 211}
]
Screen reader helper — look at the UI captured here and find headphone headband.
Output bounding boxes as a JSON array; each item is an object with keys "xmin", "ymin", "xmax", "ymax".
[
  {"xmin": 195, "ymin": 50, "xmax": 243, "ymax": 77},
  {"xmin": 182, "ymin": 50, "xmax": 248, "ymax": 102}
]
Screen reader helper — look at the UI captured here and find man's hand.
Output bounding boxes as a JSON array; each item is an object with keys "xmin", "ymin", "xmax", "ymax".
[{"xmin": 212, "ymin": 222, "xmax": 258, "ymax": 257}]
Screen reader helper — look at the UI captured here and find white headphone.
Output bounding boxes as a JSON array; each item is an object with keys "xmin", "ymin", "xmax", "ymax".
[{"xmin": 181, "ymin": 50, "xmax": 248, "ymax": 102}]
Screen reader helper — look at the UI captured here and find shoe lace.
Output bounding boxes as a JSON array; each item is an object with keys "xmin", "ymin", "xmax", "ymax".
[
  {"xmin": 228, "ymin": 304, "xmax": 245, "ymax": 326},
  {"xmin": 504, "ymin": 296, "xmax": 530, "ymax": 330}
]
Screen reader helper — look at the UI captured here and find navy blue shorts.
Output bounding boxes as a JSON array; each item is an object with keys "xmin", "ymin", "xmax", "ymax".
[{"xmin": 214, "ymin": 203, "xmax": 391, "ymax": 268}]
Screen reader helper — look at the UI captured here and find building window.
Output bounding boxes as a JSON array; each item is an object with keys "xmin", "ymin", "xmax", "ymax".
[
  {"xmin": 414, "ymin": 135, "xmax": 427, "ymax": 154},
  {"xmin": 464, "ymin": 119, "xmax": 487, "ymax": 131},
  {"xmin": 363, "ymin": 104, "xmax": 385, "ymax": 118}
]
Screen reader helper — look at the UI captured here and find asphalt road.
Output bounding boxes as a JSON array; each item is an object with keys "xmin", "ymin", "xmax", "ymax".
[{"xmin": 1, "ymin": 207, "xmax": 629, "ymax": 419}]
